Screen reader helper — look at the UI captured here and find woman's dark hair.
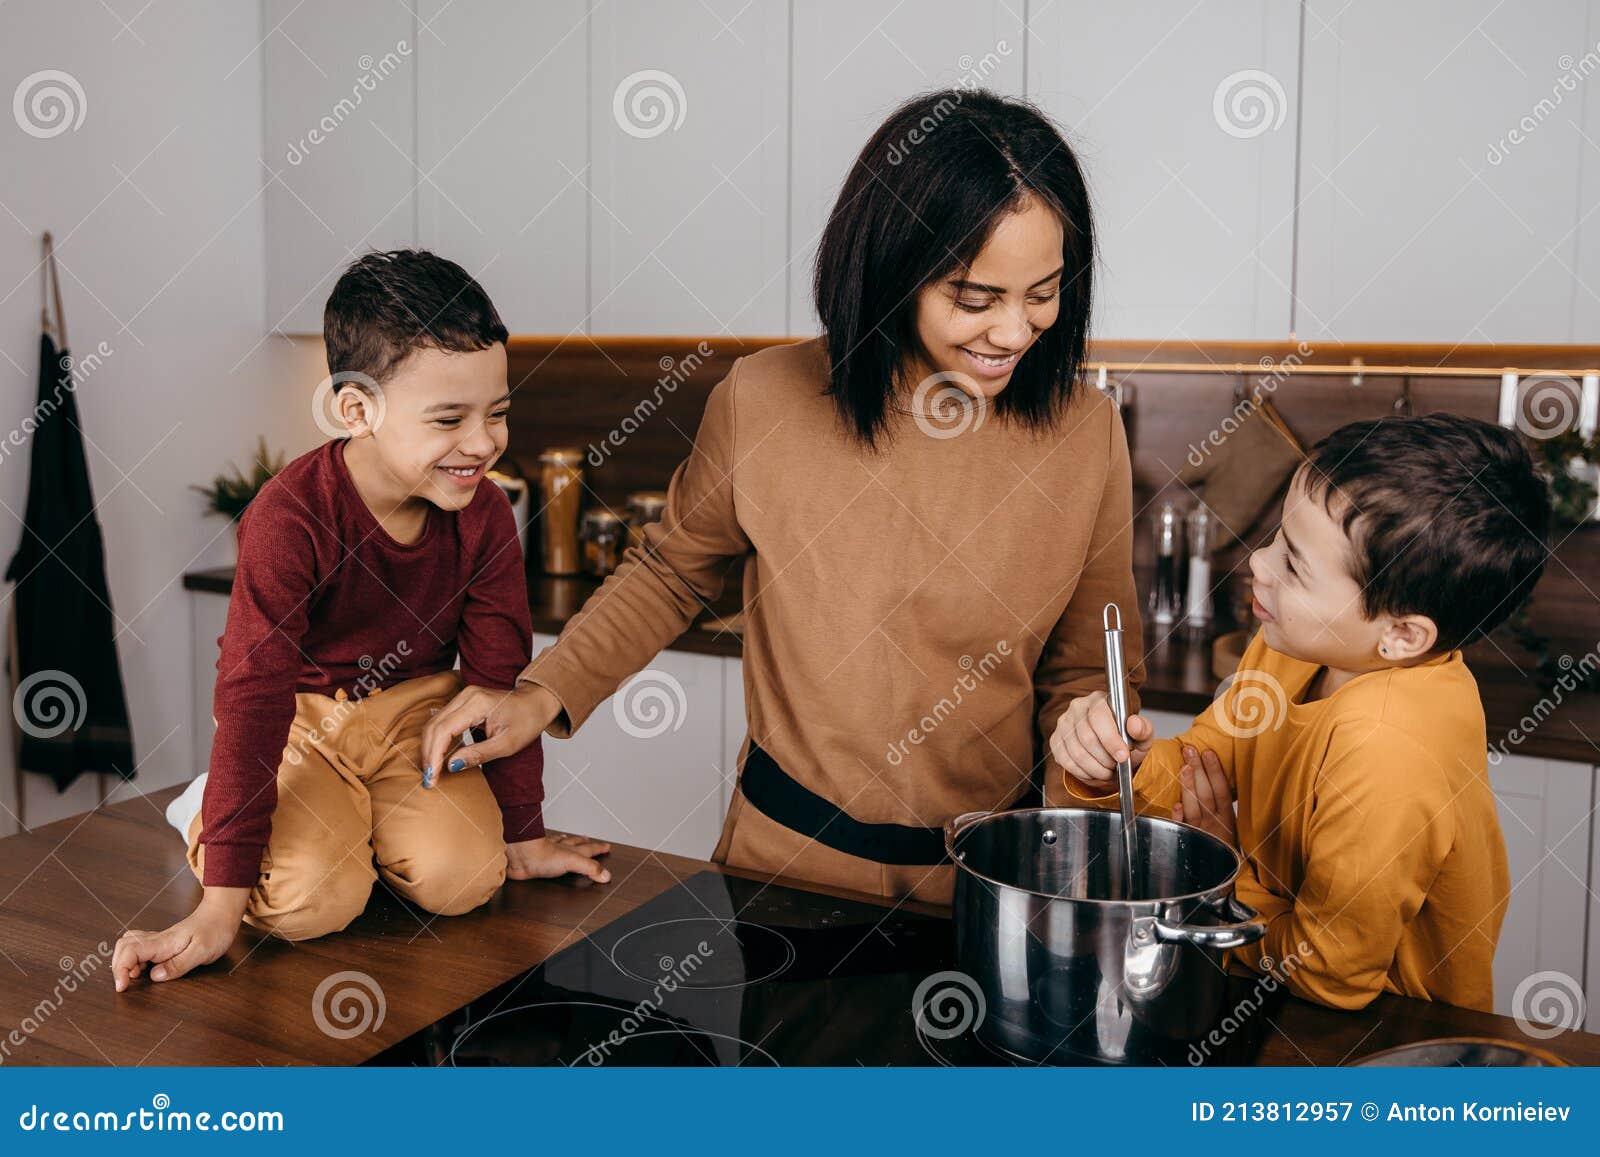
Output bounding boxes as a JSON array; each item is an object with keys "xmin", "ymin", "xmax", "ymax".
[
  {"xmin": 324, "ymin": 248, "xmax": 508, "ymax": 387},
  {"xmin": 813, "ymin": 89, "xmax": 1095, "ymax": 445},
  {"xmin": 1300, "ymin": 414, "xmax": 1552, "ymax": 651}
]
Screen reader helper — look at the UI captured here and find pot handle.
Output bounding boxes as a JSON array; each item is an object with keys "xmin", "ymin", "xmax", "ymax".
[
  {"xmin": 943, "ymin": 810, "xmax": 991, "ymax": 857},
  {"xmin": 1142, "ymin": 897, "xmax": 1266, "ymax": 951}
]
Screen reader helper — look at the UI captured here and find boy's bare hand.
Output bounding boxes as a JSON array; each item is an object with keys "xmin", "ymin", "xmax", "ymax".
[
  {"xmin": 112, "ymin": 888, "xmax": 248, "ymax": 991},
  {"xmin": 419, "ymin": 682, "xmax": 562, "ymax": 786},
  {"xmin": 1049, "ymin": 690, "xmax": 1155, "ymax": 789},
  {"xmin": 1173, "ymin": 745, "xmax": 1237, "ymax": 846},
  {"xmin": 506, "ymin": 834, "xmax": 612, "ymax": 884}
]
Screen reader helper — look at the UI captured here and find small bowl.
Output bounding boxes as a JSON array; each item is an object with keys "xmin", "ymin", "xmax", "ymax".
[{"xmin": 1351, "ymin": 1036, "xmax": 1568, "ymax": 1067}]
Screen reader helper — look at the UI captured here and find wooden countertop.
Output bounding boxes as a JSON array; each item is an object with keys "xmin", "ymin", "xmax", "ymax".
[
  {"xmin": 184, "ymin": 566, "xmax": 1600, "ymax": 766},
  {"xmin": 2, "ymin": 785, "xmax": 1598, "ymax": 1066}
]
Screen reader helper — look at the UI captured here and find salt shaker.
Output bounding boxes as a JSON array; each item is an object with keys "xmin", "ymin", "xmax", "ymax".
[{"xmin": 1183, "ymin": 503, "xmax": 1214, "ymax": 638}]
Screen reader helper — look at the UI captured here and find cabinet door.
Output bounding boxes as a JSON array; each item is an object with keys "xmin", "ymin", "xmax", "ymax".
[
  {"xmin": 532, "ymin": 634, "xmax": 730, "ymax": 858},
  {"xmin": 415, "ymin": 1, "xmax": 589, "ymax": 333},
  {"xmin": 263, "ymin": 0, "xmax": 419, "ymax": 333},
  {"xmin": 1028, "ymin": 1, "xmax": 1299, "ymax": 339},
  {"xmin": 588, "ymin": 0, "xmax": 789, "ymax": 335},
  {"xmin": 788, "ymin": 1, "xmax": 1026, "ymax": 335},
  {"xmin": 189, "ymin": 590, "xmax": 230, "ymax": 780},
  {"xmin": 1589, "ymin": 765, "xmax": 1600, "ymax": 1033},
  {"xmin": 1488, "ymin": 753, "xmax": 1593, "ymax": 1018},
  {"xmin": 1297, "ymin": 0, "xmax": 1588, "ymax": 341}
]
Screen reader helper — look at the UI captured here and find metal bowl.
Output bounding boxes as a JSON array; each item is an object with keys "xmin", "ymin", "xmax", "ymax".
[{"xmin": 1352, "ymin": 1036, "xmax": 1568, "ymax": 1067}]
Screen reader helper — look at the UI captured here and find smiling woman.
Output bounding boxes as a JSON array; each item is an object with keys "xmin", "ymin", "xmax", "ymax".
[{"xmin": 421, "ymin": 89, "xmax": 1145, "ymax": 904}]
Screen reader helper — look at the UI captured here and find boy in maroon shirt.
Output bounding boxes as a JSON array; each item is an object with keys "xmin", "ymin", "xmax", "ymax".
[{"xmin": 112, "ymin": 251, "xmax": 611, "ymax": 991}]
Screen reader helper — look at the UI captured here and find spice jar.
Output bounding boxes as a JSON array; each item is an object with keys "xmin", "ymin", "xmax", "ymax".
[
  {"xmin": 625, "ymin": 490, "xmax": 668, "ymax": 548},
  {"xmin": 579, "ymin": 509, "xmax": 627, "ymax": 578},
  {"xmin": 536, "ymin": 447, "xmax": 585, "ymax": 575}
]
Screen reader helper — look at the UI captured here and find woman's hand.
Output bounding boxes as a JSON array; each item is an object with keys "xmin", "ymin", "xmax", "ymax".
[
  {"xmin": 111, "ymin": 887, "xmax": 249, "ymax": 991},
  {"xmin": 1172, "ymin": 745, "xmax": 1237, "ymax": 847},
  {"xmin": 505, "ymin": 834, "xmax": 613, "ymax": 884},
  {"xmin": 419, "ymin": 682, "xmax": 563, "ymax": 785},
  {"xmin": 1049, "ymin": 690, "xmax": 1155, "ymax": 790}
]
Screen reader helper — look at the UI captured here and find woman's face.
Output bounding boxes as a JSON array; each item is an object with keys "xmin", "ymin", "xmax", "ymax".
[{"xmin": 910, "ymin": 197, "xmax": 1065, "ymax": 398}]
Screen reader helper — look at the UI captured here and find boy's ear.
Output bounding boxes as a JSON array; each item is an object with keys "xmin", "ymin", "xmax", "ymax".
[
  {"xmin": 335, "ymin": 386, "xmax": 379, "ymax": 437},
  {"xmin": 1378, "ymin": 614, "xmax": 1438, "ymax": 662}
]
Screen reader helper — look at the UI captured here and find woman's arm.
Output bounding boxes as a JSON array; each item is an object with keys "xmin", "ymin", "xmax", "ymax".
[
  {"xmin": 521, "ymin": 361, "xmax": 752, "ymax": 735},
  {"xmin": 1036, "ymin": 398, "xmax": 1144, "ymax": 803},
  {"xmin": 419, "ymin": 362, "xmax": 751, "ymax": 773}
]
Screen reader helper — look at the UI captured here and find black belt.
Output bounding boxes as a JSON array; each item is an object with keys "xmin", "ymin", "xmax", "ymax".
[{"xmin": 738, "ymin": 742, "xmax": 1038, "ymax": 866}]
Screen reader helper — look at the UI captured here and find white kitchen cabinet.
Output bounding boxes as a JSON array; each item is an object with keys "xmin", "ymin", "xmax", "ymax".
[
  {"xmin": 415, "ymin": 1, "xmax": 590, "ymax": 334},
  {"xmin": 1573, "ymin": 1, "xmax": 1600, "ymax": 345},
  {"xmin": 532, "ymin": 632, "xmax": 734, "ymax": 859},
  {"xmin": 1297, "ymin": 0, "xmax": 1589, "ymax": 342},
  {"xmin": 263, "ymin": 0, "xmax": 419, "ymax": 333},
  {"xmin": 1489, "ymin": 753, "xmax": 1594, "ymax": 1018},
  {"xmin": 787, "ymin": 1, "xmax": 1026, "ymax": 336},
  {"xmin": 1028, "ymin": 1, "xmax": 1300, "ymax": 339},
  {"xmin": 1588, "ymin": 766, "xmax": 1600, "ymax": 1033},
  {"xmin": 189, "ymin": 587, "xmax": 230, "ymax": 779},
  {"xmin": 587, "ymin": 0, "xmax": 789, "ymax": 335}
]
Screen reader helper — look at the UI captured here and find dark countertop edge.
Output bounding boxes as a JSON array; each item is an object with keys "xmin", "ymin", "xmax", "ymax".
[{"xmin": 183, "ymin": 567, "xmax": 1599, "ymax": 768}]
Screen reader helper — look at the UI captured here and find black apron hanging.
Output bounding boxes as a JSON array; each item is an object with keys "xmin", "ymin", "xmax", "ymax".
[{"xmin": 5, "ymin": 232, "xmax": 135, "ymax": 792}]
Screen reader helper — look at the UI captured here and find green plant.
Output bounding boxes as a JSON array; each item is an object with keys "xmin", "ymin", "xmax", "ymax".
[
  {"xmin": 192, "ymin": 436, "xmax": 287, "ymax": 521},
  {"xmin": 1494, "ymin": 429, "xmax": 1599, "ymax": 691}
]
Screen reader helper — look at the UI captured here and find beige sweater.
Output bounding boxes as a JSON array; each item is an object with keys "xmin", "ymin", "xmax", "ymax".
[{"xmin": 520, "ymin": 338, "xmax": 1143, "ymax": 838}]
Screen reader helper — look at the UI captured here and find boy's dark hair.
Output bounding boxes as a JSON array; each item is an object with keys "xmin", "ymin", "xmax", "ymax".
[
  {"xmin": 813, "ymin": 89, "xmax": 1094, "ymax": 447},
  {"xmin": 324, "ymin": 249, "xmax": 508, "ymax": 387},
  {"xmin": 1300, "ymin": 413, "xmax": 1551, "ymax": 651}
]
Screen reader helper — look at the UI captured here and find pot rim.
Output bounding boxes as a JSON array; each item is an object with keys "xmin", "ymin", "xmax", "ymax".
[{"xmin": 948, "ymin": 805, "xmax": 1246, "ymax": 906}]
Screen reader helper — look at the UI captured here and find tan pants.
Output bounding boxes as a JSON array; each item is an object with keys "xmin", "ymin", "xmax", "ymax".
[{"xmin": 187, "ymin": 671, "xmax": 507, "ymax": 941}]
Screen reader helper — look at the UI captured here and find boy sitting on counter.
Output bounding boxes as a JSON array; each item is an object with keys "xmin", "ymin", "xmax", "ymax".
[
  {"xmin": 112, "ymin": 250, "xmax": 611, "ymax": 991},
  {"xmin": 1051, "ymin": 413, "xmax": 1552, "ymax": 1012}
]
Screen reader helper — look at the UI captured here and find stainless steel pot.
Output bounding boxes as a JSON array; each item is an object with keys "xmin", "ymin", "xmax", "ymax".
[{"xmin": 947, "ymin": 807, "xmax": 1265, "ymax": 1065}]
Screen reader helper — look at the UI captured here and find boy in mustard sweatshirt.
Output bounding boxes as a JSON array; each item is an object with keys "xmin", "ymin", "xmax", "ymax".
[{"xmin": 1051, "ymin": 413, "xmax": 1552, "ymax": 1012}]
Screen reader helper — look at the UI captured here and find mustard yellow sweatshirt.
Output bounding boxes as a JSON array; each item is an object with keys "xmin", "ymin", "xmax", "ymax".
[{"xmin": 1067, "ymin": 631, "xmax": 1509, "ymax": 1012}]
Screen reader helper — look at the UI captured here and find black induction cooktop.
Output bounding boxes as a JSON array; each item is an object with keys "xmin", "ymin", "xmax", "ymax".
[{"xmin": 371, "ymin": 870, "xmax": 1019, "ymax": 1066}]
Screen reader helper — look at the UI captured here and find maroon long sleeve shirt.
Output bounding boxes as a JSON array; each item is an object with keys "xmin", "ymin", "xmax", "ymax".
[{"xmin": 199, "ymin": 439, "xmax": 544, "ymax": 887}]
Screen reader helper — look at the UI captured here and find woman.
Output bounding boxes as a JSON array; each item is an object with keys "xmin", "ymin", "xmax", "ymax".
[{"xmin": 421, "ymin": 90, "xmax": 1144, "ymax": 904}]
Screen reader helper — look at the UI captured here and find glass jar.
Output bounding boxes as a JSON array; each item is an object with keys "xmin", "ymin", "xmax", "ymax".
[
  {"xmin": 536, "ymin": 447, "xmax": 585, "ymax": 575},
  {"xmin": 625, "ymin": 490, "xmax": 668, "ymax": 548},
  {"xmin": 579, "ymin": 509, "xmax": 627, "ymax": 578}
]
